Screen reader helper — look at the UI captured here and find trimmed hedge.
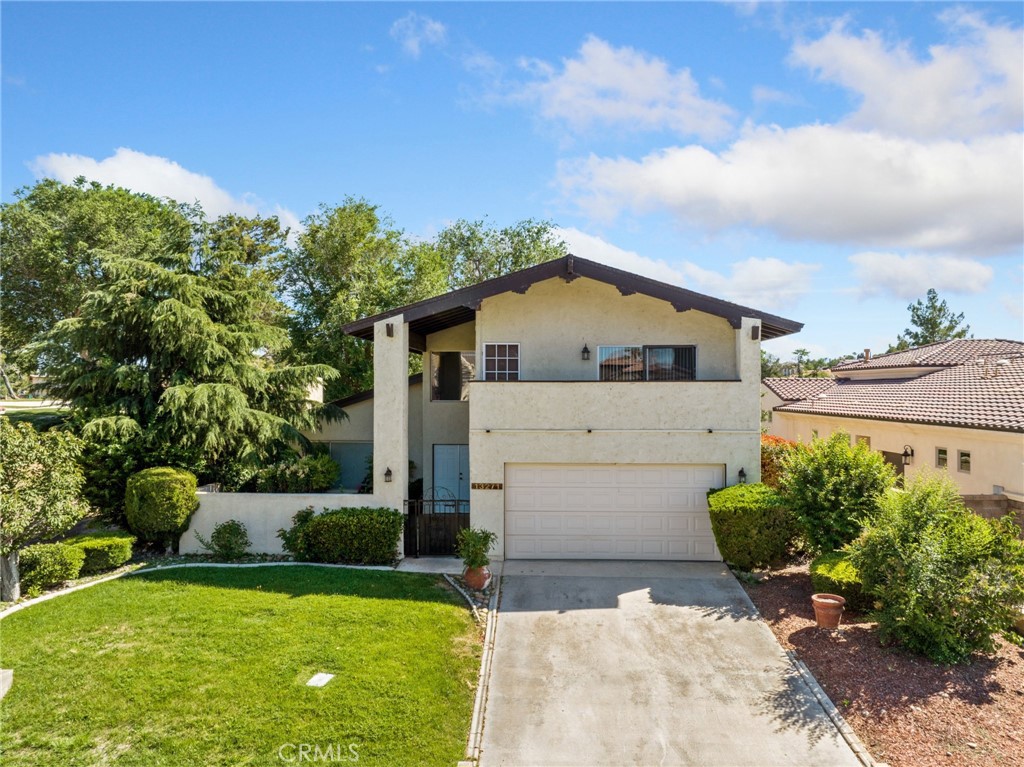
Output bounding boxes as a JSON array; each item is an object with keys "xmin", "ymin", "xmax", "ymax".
[
  {"xmin": 809, "ymin": 551, "xmax": 871, "ymax": 611},
  {"xmin": 195, "ymin": 519, "xmax": 251, "ymax": 561},
  {"xmin": 20, "ymin": 543, "xmax": 85, "ymax": 593},
  {"xmin": 761, "ymin": 434, "xmax": 801, "ymax": 489},
  {"xmin": 67, "ymin": 532, "xmax": 136, "ymax": 575},
  {"xmin": 277, "ymin": 506, "xmax": 403, "ymax": 565},
  {"xmin": 125, "ymin": 467, "xmax": 200, "ymax": 548},
  {"xmin": 707, "ymin": 483, "xmax": 799, "ymax": 571}
]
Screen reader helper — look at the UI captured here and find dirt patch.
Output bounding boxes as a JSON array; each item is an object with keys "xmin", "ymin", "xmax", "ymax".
[{"xmin": 742, "ymin": 564, "xmax": 1024, "ymax": 767}]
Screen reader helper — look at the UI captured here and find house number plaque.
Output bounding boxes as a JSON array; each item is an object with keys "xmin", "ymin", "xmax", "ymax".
[{"xmin": 471, "ymin": 482, "xmax": 503, "ymax": 490}]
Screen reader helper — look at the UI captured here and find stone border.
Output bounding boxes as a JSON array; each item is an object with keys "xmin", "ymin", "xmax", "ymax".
[{"xmin": 458, "ymin": 573, "xmax": 501, "ymax": 767}]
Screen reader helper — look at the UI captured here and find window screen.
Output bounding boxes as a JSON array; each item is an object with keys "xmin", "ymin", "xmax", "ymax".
[
  {"xmin": 598, "ymin": 346, "xmax": 643, "ymax": 381},
  {"xmin": 644, "ymin": 346, "xmax": 696, "ymax": 381},
  {"xmin": 483, "ymin": 343, "xmax": 519, "ymax": 381}
]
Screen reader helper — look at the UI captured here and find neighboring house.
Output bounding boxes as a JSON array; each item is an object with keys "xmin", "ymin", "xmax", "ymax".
[
  {"xmin": 764, "ymin": 339, "xmax": 1024, "ymax": 501},
  {"xmin": 320, "ymin": 255, "xmax": 801, "ymax": 561}
]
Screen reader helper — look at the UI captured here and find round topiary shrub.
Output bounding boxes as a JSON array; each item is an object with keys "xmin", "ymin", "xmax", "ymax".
[
  {"xmin": 20, "ymin": 542, "xmax": 85, "ymax": 594},
  {"xmin": 125, "ymin": 467, "xmax": 199, "ymax": 549},
  {"xmin": 195, "ymin": 519, "xmax": 251, "ymax": 561},
  {"xmin": 809, "ymin": 551, "xmax": 871, "ymax": 611},
  {"xmin": 707, "ymin": 483, "xmax": 799, "ymax": 571}
]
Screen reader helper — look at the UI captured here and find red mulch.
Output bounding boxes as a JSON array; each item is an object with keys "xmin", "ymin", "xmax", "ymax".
[{"xmin": 742, "ymin": 564, "xmax": 1024, "ymax": 767}]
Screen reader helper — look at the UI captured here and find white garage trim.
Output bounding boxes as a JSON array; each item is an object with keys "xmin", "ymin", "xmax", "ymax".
[{"xmin": 504, "ymin": 463, "xmax": 723, "ymax": 561}]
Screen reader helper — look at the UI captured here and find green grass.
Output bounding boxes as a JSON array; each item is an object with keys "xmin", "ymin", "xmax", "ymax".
[
  {"xmin": 2, "ymin": 407, "xmax": 67, "ymax": 431},
  {"xmin": 0, "ymin": 566, "xmax": 481, "ymax": 766}
]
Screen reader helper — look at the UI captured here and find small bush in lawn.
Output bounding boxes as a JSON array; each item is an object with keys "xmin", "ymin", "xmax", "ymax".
[
  {"xmin": 707, "ymin": 483, "xmax": 799, "ymax": 570},
  {"xmin": 125, "ymin": 467, "xmax": 200, "ymax": 550},
  {"xmin": 67, "ymin": 532, "xmax": 136, "ymax": 574},
  {"xmin": 761, "ymin": 434, "xmax": 801, "ymax": 489},
  {"xmin": 249, "ymin": 454, "xmax": 339, "ymax": 493},
  {"xmin": 278, "ymin": 506, "xmax": 403, "ymax": 565},
  {"xmin": 849, "ymin": 471, "xmax": 1024, "ymax": 663},
  {"xmin": 195, "ymin": 519, "xmax": 251, "ymax": 561},
  {"xmin": 20, "ymin": 543, "xmax": 85, "ymax": 594},
  {"xmin": 780, "ymin": 431, "xmax": 895, "ymax": 554},
  {"xmin": 809, "ymin": 551, "xmax": 871, "ymax": 611}
]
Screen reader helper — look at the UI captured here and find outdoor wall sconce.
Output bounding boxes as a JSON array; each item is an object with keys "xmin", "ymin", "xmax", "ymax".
[
  {"xmin": 581, "ymin": 344, "xmax": 591, "ymax": 361},
  {"xmin": 386, "ymin": 323, "xmax": 394, "ymax": 337},
  {"xmin": 384, "ymin": 467, "xmax": 393, "ymax": 482},
  {"xmin": 751, "ymin": 325, "xmax": 761, "ymax": 340},
  {"xmin": 901, "ymin": 446, "xmax": 914, "ymax": 466},
  {"xmin": 738, "ymin": 467, "xmax": 747, "ymax": 484}
]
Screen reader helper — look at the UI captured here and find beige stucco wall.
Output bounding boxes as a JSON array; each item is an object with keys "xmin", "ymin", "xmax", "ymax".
[
  {"xmin": 179, "ymin": 492, "xmax": 386, "ymax": 555},
  {"xmin": 373, "ymin": 317, "xmax": 408, "ymax": 518},
  {"xmin": 771, "ymin": 411, "xmax": 1024, "ymax": 497},
  {"xmin": 476, "ymin": 277, "xmax": 740, "ymax": 380},
  {"xmin": 421, "ymin": 322, "xmax": 475, "ymax": 492},
  {"xmin": 469, "ymin": 313, "xmax": 764, "ymax": 559}
]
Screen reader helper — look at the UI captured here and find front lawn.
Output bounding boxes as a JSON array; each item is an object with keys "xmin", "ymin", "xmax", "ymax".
[{"xmin": 0, "ymin": 566, "xmax": 481, "ymax": 766}]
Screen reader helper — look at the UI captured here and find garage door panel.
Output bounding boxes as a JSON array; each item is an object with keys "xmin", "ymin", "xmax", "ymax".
[{"xmin": 505, "ymin": 463, "xmax": 723, "ymax": 561}]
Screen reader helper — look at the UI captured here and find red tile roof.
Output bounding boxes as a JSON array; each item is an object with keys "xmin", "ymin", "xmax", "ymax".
[
  {"xmin": 833, "ymin": 339, "xmax": 1024, "ymax": 372},
  {"xmin": 776, "ymin": 353, "xmax": 1024, "ymax": 433},
  {"xmin": 763, "ymin": 377, "xmax": 837, "ymax": 401}
]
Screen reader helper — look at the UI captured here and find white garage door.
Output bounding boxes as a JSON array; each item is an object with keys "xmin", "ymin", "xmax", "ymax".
[{"xmin": 505, "ymin": 464, "xmax": 724, "ymax": 561}]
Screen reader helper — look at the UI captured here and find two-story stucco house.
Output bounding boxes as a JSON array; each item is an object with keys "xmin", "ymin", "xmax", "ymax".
[{"xmin": 314, "ymin": 255, "xmax": 801, "ymax": 562}]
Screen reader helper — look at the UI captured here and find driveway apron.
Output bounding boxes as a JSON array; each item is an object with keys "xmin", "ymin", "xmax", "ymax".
[{"xmin": 479, "ymin": 561, "xmax": 863, "ymax": 767}]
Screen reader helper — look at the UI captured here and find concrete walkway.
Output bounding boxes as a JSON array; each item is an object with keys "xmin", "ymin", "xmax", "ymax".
[{"xmin": 479, "ymin": 561, "xmax": 863, "ymax": 767}]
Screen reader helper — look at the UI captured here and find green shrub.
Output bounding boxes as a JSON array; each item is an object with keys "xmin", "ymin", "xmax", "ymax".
[
  {"xmin": 457, "ymin": 527, "xmax": 497, "ymax": 569},
  {"xmin": 195, "ymin": 519, "xmax": 251, "ymax": 561},
  {"xmin": 20, "ymin": 543, "xmax": 85, "ymax": 593},
  {"xmin": 809, "ymin": 551, "xmax": 871, "ymax": 611},
  {"xmin": 67, "ymin": 532, "xmax": 136, "ymax": 574},
  {"xmin": 707, "ymin": 483, "xmax": 799, "ymax": 570},
  {"xmin": 125, "ymin": 467, "xmax": 199, "ymax": 549},
  {"xmin": 278, "ymin": 506, "xmax": 403, "ymax": 565},
  {"xmin": 249, "ymin": 454, "xmax": 340, "ymax": 493},
  {"xmin": 761, "ymin": 434, "xmax": 801, "ymax": 489},
  {"xmin": 780, "ymin": 431, "xmax": 896, "ymax": 553},
  {"xmin": 849, "ymin": 472, "xmax": 1024, "ymax": 663}
]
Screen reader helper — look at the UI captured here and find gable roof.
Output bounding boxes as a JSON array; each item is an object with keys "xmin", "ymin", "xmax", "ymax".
[
  {"xmin": 763, "ymin": 377, "xmax": 836, "ymax": 402},
  {"xmin": 832, "ymin": 339, "xmax": 1024, "ymax": 372},
  {"xmin": 342, "ymin": 255, "xmax": 802, "ymax": 345},
  {"xmin": 775, "ymin": 349, "xmax": 1024, "ymax": 433}
]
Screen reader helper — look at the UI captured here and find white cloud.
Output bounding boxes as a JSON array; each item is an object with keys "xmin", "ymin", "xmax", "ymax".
[
  {"xmin": 516, "ymin": 36, "xmax": 733, "ymax": 140},
  {"xmin": 554, "ymin": 227, "xmax": 817, "ymax": 310},
  {"xmin": 558, "ymin": 124, "xmax": 1022, "ymax": 255},
  {"xmin": 791, "ymin": 11, "xmax": 1023, "ymax": 139},
  {"xmin": 30, "ymin": 147, "xmax": 301, "ymax": 239},
  {"xmin": 390, "ymin": 12, "xmax": 446, "ymax": 59},
  {"xmin": 751, "ymin": 86, "xmax": 797, "ymax": 105},
  {"xmin": 850, "ymin": 252, "xmax": 994, "ymax": 299}
]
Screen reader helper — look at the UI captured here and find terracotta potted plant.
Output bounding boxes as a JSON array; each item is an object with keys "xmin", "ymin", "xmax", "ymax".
[
  {"xmin": 811, "ymin": 593, "xmax": 847, "ymax": 629},
  {"xmin": 457, "ymin": 527, "xmax": 497, "ymax": 591}
]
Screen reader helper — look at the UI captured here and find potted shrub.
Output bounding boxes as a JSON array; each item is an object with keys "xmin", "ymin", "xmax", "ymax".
[
  {"xmin": 457, "ymin": 527, "xmax": 497, "ymax": 590},
  {"xmin": 811, "ymin": 593, "xmax": 846, "ymax": 629}
]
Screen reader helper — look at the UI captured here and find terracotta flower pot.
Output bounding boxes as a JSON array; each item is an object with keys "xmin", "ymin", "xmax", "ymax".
[
  {"xmin": 464, "ymin": 566, "xmax": 491, "ymax": 591},
  {"xmin": 811, "ymin": 593, "xmax": 846, "ymax": 629}
]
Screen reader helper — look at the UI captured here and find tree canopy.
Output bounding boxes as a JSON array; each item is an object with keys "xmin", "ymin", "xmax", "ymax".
[{"xmin": 888, "ymin": 288, "xmax": 971, "ymax": 352}]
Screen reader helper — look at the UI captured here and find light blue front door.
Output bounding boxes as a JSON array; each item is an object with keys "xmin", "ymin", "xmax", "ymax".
[{"xmin": 433, "ymin": 444, "xmax": 469, "ymax": 500}]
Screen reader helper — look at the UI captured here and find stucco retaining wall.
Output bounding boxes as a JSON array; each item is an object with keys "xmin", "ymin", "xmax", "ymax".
[{"xmin": 179, "ymin": 492, "xmax": 390, "ymax": 555}]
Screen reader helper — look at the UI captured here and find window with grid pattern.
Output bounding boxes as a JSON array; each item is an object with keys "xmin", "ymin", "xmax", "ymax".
[{"xmin": 483, "ymin": 343, "xmax": 519, "ymax": 381}]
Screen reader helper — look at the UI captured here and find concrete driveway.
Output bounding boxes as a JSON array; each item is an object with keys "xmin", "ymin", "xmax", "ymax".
[{"xmin": 479, "ymin": 561, "xmax": 863, "ymax": 767}]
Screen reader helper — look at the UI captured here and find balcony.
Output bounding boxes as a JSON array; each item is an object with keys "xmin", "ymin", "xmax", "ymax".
[{"xmin": 468, "ymin": 379, "xmax": 756, "ymax": 433}]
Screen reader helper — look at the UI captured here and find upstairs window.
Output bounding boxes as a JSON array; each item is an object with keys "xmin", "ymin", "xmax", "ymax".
[
  {"xmin": 598, "ymin": 345, "xmax": 696, "ymax": 381},
  {"xmin": 483, "ymin": 343, "xmax": 519, "ymax": 381},
  {"xmin": 431, "ymin": 352, "xmax": 474, "ymax": 401},
  {"xmin": 936, "ymin": 448, "xmax": 948, "ymax": 468},
  {"xmin": 958, "ymin": 450, "xmax": 971, "ymax": 473}
]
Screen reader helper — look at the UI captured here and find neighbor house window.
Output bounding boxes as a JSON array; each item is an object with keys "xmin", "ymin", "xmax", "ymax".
[
  {"xmin": 958, "ymin": 450, "xmax": 971, "ymax": 473},
  {"xmin": 431, "ymin": 352, "xmax": 475, "ymax": 401},
  {"xmin": 483, "ymin": 343, "xmax": 519, "ymax": 381},
  {"xmin": 936, "ymin": 448, "xmax": 948, "ymax": 468},
  {"xmin": 855, "ymin": 435, "xmax": 871, "ymax": 448},
  {"xmin": 597, "ymin": 345, "xmax": 696, "ymax": 381}
]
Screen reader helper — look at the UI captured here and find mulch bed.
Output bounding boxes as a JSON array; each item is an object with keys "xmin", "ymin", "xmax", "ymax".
[{"xmin": 742, "ymin": 564, "xmax": 1024, "ymax": 767}]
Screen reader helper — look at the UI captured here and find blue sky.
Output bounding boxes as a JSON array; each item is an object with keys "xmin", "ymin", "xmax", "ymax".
[{"xmin": 3, "ymin": 1, "xmax": 1022, "ymax": 360}]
